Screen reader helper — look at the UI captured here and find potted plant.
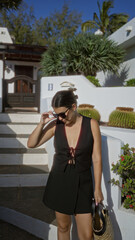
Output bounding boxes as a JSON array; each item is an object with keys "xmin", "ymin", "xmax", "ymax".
[{"xmin": 111, "ymin": 144, "xmax": 135, "ymax": 211}]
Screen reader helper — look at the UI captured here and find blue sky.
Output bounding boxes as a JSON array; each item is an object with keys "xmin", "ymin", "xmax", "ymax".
[{"xmin": 25, "ymin": 0, "xmax": 135, "ymax": 23}]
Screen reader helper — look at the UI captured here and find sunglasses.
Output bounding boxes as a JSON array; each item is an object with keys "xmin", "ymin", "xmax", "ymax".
[{"xmin": 53, "ymin": 108, "xmax": 69, "ymax": 119}]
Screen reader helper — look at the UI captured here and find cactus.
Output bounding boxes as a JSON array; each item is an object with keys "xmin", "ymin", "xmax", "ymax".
[
  {"xmin": 108, "ymin": 108, "xmax": 135, "ymax": 129},
  {"xmin": 77, "ymin": 105, "xmax": 100, "ymax": 121}
]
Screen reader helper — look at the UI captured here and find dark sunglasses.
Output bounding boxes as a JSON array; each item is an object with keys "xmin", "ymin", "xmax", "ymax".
[{"xmin": 53, "ymin": 108, "xmax": 69, "ymax": 119}]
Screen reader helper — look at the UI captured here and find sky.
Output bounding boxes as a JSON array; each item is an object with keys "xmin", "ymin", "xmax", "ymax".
[{"xmin": 24, "ymin": 0, "xmax": 135, "ymax": 23}]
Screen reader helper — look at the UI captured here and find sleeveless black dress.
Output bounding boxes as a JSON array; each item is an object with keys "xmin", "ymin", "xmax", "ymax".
[{"xmin": 43, "ymin": 115, "xmax": 94, "ymax": 215}]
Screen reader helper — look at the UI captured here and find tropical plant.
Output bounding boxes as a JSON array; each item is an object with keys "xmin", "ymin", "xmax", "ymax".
[
  {"xmin": 41, "ymin": 33, "xmax": 125, "ymax": 76},
  {"xmin": 82, "ymin": 0, "xmax": 128, "ymax": 36},
  {"xmin": 108, "ymin": 107, "xmax": 135, "ymax": 129},
  {"xmin": 0, "ymin": 3, "xmax": 82, "ymax": 46},
  {"xmin": 77, "ymin": 104, "xmax": 100, "ymax": 121},
  {"xmin": 125, "ymin": 79, "xmax": 135, "ymax": 87},
  {"xmin": 0, "ymin": 0, "xmax": 22, "ymax": 11},
  {"xmin": 86, "ymin": 75, "xmax": 101, "ymax": 87},
  {"xmin": 111, "ymin": 144, "xmax": 135, "ymax": 211}
]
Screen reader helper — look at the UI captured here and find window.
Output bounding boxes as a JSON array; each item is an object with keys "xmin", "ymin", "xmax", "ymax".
[{"xmin": 48, "ymin": 83, "xmax": 53, "ymax": 91}]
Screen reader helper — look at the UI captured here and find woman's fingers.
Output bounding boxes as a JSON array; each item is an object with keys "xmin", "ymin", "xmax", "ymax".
[
  {"xmin": 40, "ymin": 111, "xmax": 55, "ymax": 125},
  {"xmin": 94, "ymin": 190, "xmax": 104, "ymax": 205}
]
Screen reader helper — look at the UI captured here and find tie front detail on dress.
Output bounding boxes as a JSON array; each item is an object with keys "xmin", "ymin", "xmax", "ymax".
[
  {"xmin": 68, "ymin": 147, "xmax": 76, "ymax": 165},
  {"xmin": 52, "ymin": 115, "xmax": 93, "ymax": 173}
]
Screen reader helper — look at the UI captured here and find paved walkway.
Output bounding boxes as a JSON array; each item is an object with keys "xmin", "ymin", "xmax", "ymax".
[{"xmin": 0, "ymin": 220, "xmax": 42, "ymax": 240}]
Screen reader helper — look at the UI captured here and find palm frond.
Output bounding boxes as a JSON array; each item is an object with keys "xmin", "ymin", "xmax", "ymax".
[{"xmin": 81, "ymin": 20, "xmax": 97, "ymax": 32}]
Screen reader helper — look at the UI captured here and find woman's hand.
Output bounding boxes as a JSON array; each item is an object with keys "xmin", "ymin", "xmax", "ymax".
[
  {"xmin": 94, "ymin": 189, "xmax": 104, "ymax": 205},
  {"xmin": 40, "ymin": 111, "xmax": 56, "ymax": 126}
]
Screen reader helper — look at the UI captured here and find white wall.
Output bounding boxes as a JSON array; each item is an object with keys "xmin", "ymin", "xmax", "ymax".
[
  {"xmin": 0, "ymin": 27, "xmax": 13, "ymax": 44},
  {"xmin": 40, "ymin": 75, "xmax": 95, "ymax": 112},
  {"xmin": 108, "ymin": 18, "xmax": 135, "ymax": 47},
  {"xmin": 0, "ymin": 60, "xmax": 3, "ymax": 79},
  {"xmin": 97, "ymin": 45, "xmax": 135, "ymax": 87},
  {"xmin": 40, "ymin": 75, "xmax": 135, "ymax": 122},
  {"xmin": 97, "ymin": 18, "xmax": 135, "ymax": 86},
  {"xmin": 100, "ymin": 126, "xmax": 135, "ymax": 148}
]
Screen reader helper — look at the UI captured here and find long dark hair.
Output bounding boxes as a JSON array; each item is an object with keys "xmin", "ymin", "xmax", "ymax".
[{"xmin": 51, "ymin": 88, "xmax": 78, "ymax": 108}]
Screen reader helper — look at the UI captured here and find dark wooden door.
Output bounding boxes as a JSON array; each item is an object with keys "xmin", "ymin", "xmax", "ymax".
[
  {"xmin": 3, "ymin": 66, "xmax": 40, "ymax": 111},
  {"xmin": 15, "ymin": 66, "xmax": 33, "ymax": 93}
]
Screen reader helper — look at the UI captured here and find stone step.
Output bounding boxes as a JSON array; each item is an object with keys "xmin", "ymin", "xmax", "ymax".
[
  {"xmin": 0, "ymin": 219, "xmax": 42, "ymax": 240},
  {"xmin": 0, "ymin": 148, "xmax": 46, "ymax": 154},
  {"xmin": 0, "ymin": 113, "xmax": 41, "ymax": 123},
  {"xmin": 0, "ymin": 137, "xmax": 45, "ymax": 149},
  {"xmin": 0, "ymin": 165, "xmax": 49, "ymax": 187},
  {"xmin": 0, "ymin": 187, "xmax": 57, "ymax": 239},
  {"xmin": 0, "ymin": 186, "xmax": 56, "ymax": 225},
  {"xmin": 0, "ymin": 124, "xmax": 37, "ymax": 135},
  {"xmin": 0, "ymin": 153, "xmax": 48, "ymax": 165},
  {"xmin": 0, "ymin": 206, "xmax": 57, "ymax": 240}
]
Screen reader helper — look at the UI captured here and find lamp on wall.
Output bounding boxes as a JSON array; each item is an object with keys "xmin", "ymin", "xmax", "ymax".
[
  {"xmin": 5, "ymin": 64, "xmax": 12, "ymax": 73},
  {"xmin": 61, "ymin": 57, "xmax": 67, "ymax": 76},
  {"xmin": 125, "ymin": 26, "xmax": 132, "ymax": 32}
]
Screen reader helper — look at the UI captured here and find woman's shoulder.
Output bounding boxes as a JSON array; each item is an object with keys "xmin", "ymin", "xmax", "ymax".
[
  {"xmin": 90, "ymin": 118, "xmax": 100, "ymax": 136},
  {"xmin": 82, "ymin": 115, "xmax": 98, "ymax": 125}
]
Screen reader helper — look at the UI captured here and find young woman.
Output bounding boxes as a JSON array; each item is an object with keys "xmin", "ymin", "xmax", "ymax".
[{"xmin": 27, "ymin": 89, "xmax": 103, "ymax": 240}]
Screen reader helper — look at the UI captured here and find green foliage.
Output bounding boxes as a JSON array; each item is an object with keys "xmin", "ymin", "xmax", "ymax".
[
  {"xmin": 125, "ymin": 79, "xmax": 135, "ymax": 87},
  {"xmin": 108, "ymin": 109, "xmax": 135, "ymax": 129},
  {"xmin": 0, "ymin": 2, "xmax": 35, "ymax": 44},
  {"xmin": 41, "ymin": 33, "xmax": 125, "ymax": 76},
  {"xmin": 77, "ymin": 107, "xmax": 100, "ymax": 121},
  {"xmin": 41, "ymin": 43, "xmax": 64, "ymax": 76},
  {"xmin": 0, "ymin": 3, "xmax": 82, "ymax": 46},
  {"xmin": 0, "ymin": 0, "xmax": 22, "ymax": 11},
  {"xmin": 111, "ymin": 144, "xmax": 135, "ymax": 210},
  {"xmin": 86, "ymin": 75, "xmax": 101, "ymax": 87},
  {"xmin": 82, "ymin": 0, "xmax": 129, "ymax": 36}
]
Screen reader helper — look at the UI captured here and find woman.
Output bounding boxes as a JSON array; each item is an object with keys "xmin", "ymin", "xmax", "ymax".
[{"xmin": 27, "ymin": 89, "xmax": 103, "ymax": 240}]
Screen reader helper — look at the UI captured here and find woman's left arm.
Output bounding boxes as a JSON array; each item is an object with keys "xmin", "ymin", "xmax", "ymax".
[{"xmin": 91, "ymin": 118, "xmax": 104, "ymax": 205}]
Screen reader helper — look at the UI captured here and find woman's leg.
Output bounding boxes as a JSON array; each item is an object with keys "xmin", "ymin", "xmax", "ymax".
[
  {"xmin": 55, "ymin": 211, "xmax": 71, "ymax": 240},
  {"xmin": 74, "ymin": 213, "xmax": 93, "ymax": 240}
]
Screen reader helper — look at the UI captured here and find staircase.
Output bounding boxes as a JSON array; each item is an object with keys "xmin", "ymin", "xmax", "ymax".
[{"xmin": 0, "ymin": 113, "xmax": 57, "ymax": 240}]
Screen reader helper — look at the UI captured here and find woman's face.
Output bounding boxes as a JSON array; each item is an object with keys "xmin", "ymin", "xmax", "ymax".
[{"xmin": 53, "ymin": 104, "xmax": 76, "ymax": 124}]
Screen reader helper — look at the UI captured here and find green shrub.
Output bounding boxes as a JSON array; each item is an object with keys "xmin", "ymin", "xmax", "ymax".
[
  {"xmin": 77, "ymin": 107, "xmax": 100, "ymax": 121},
  {"xmin": 86, "ymin": 75, "xmax": 101, "ymax": 87},
  {"xmin": 125, "ymin": 79, "xmax": 135, "ymax": 86},
  {"xmin": 108, "ymin": 109, "xmax": 135, "ymax": 129},
  {"xmin": 41, "ymin": 33, "xmax": 125, "ymax": 76}
]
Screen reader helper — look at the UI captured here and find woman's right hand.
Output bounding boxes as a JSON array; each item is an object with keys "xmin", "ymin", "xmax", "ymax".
[{"xmin": 40, "ymin": 111, "xmax": 56, "ymax": 126}]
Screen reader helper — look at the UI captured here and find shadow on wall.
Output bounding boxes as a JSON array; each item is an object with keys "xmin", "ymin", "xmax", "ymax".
[
  {"xmin": 104, "ymin": 65, "xmax": 129, "ymax": 87},
  {"xmin": 102, "ymin": 135, "xmax": 122, "ymax": 240},
  {"xmin": 0, "ymin": 98, "xmax": 2, "ymax": 113}
]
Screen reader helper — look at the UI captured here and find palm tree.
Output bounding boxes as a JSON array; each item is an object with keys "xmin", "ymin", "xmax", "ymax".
[{"xmin": 81, "ymin": 0, "xmax": 129, "ymax": 35}]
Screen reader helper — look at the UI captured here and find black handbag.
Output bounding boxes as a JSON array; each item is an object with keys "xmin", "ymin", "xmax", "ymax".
[{"xmin": 92, "ymin": 200, "xmax": 114, "ymax": 240}]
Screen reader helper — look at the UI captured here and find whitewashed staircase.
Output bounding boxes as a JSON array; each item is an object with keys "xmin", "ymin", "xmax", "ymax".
[{"xmin": 0, "ymin": 113, "xmax": 57, "ymax": 240}]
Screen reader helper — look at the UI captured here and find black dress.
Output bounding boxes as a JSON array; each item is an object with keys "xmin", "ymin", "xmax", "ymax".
[{"xmin": 43, "ymin": 115, "xmax": 94, "ymax": 215}]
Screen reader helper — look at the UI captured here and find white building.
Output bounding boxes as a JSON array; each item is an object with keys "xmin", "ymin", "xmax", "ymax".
[
  {"xmin": 97, "ymin": 18, "xmax": 135, "ymax": 86},
  {"xmin": 0, "ymin": 27, "xmax": 47, "ymax": 112}
]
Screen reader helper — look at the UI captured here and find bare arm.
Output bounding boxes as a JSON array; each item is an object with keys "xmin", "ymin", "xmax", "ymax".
[
  {"xmin": 27, "ymin": 112, "xmax": 56, "ymax": 148},
  {"xmin": 91, "ymin": 118, "xmax": 104, "ymax": 205}
]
